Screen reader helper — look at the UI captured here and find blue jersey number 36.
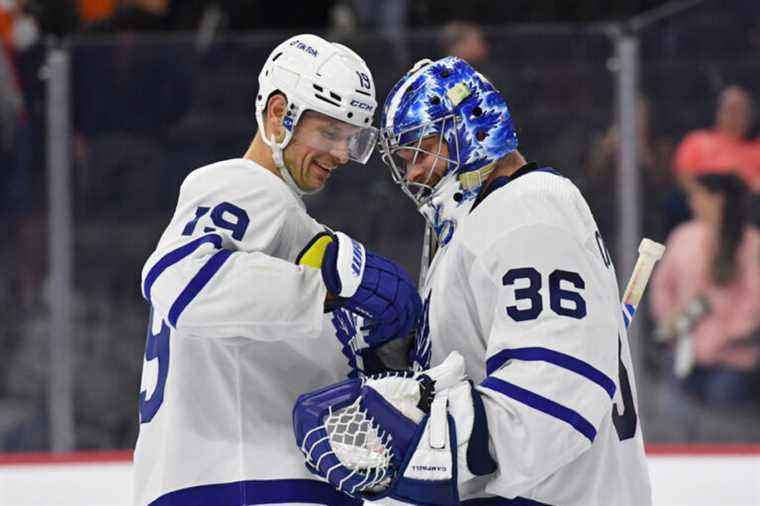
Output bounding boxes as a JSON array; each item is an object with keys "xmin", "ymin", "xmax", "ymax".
[{"xmin": 503, "ymin": 267, "xmax": 587, "ymax": 321}]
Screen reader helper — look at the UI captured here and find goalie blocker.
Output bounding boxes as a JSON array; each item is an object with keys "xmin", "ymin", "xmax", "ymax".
[{"xmin": 293, "ymin": 352, "xmax": 495, "ymax": 504}]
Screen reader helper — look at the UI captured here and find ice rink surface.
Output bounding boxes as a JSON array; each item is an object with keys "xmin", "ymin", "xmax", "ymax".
[{"xmin": 0, "ymin": 450, "xmax": 758, "ymax": 505}]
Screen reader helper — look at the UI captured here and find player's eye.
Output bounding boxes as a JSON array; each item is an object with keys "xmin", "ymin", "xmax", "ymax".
[
  {"xmin": 412, "ymin": 149, "xmax": 431, "ymax": 165},
  {"xmin": 320, "ymin": 128, "xmax": 340, "ymax": 142}
]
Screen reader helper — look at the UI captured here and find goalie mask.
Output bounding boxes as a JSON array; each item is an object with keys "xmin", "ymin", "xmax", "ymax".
[
  {"xmin": 256, "ymin": 34, "xmax": 378, "ymax": 195},
  {"xmin": 379, "ymin": 57, "xmax": 518, "ymax": 245}
]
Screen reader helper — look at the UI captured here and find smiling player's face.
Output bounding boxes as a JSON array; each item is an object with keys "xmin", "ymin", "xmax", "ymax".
[{"xmin": 283, "ymin": 111, "xmax": 360, "ymax": 192}]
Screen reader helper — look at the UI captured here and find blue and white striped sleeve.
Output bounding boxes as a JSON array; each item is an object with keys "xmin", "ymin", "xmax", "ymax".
[
  {"xmin": 467, "ymin": 224, "xmax": 619, "ymax": 497},
  {"xmin": 141, "ymin": 222, "xmax": 326, "ymax": 343}
]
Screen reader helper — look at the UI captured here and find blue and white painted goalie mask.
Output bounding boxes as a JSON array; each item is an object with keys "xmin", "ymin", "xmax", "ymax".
[{"xmin": 379, "ymin": 57, "xmax": 518, "ymax": 244}]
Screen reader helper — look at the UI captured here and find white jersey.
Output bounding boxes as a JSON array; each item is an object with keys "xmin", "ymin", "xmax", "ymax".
[
  {"xmin": 133, "ymin": 159, "xmax": 363, "ymax": 506},
  {"xmin": 417, "ymin": 166, "xmax": 652, "ymax": 505}
]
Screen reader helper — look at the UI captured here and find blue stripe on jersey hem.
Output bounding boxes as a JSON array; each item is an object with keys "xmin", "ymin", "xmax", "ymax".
[
  {"xmin": 481, "ymin": 377, "xmax": 597, "ymax": 442},
  {"xmin": 148, "ymin": 478, "xmax": 362, "ymax": 505},
  {"xmin": 486, "ymin": 347, "xmax": 616, "ymax": 399},
  {"xmin": 168, "ymin": 248, "xmax": 232, "ymax": 327},
  {"xmin": 142, "ymin": 233, "xmax": 223, "ymax": 303},
  {"xmin": 462, "ymin": 497, "xmax": 553, "ymax": 505}
]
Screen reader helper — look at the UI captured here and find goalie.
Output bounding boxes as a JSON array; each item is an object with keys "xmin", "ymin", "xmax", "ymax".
[{"xmin": 294, "ymin": 57, "xmax": 652, "ymax": 505}]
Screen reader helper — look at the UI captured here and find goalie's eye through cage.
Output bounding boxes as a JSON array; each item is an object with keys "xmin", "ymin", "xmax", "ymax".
[{"xmin": 380, "ymin": 114, "xmax": 461, "ymax": 208}]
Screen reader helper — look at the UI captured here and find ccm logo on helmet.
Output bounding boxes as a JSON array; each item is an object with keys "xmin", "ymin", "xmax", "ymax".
[
  {"xmin": 350, "ymin": 99, "xmax": 373, "ymax": 111},
  {"xmin": 289, "ymin": 39, "xmax": 318, "ymax": 57}
]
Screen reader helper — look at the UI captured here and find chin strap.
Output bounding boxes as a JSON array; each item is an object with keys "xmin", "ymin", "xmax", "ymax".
[
  {"xmin": 266, "ymin": 131, "xmax": 321, "ymax": 197},
  {"xmin": 256, "ymin": 105, "xmax": 319, "ymax": 197},
  {"xmin": 457, "ymin": 161, "xmax": 496, "ymax": 191},
  {"xmin": 269, "ymin": 139, "xmax": 318, "ymax": 197}
]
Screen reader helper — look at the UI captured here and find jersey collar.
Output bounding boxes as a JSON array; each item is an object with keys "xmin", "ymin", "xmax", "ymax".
[{"xmin": 470, "ymin": 162, "xmax": 560, "ymax": 212}]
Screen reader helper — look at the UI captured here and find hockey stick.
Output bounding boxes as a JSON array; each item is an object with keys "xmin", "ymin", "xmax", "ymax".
[
  {"xmin": 621, "ymin": 238, "xmax": 665, "ymax": 329},
  {"xmin": 418, "ymin": 223, "xmax": 436, "ymax": 287}
]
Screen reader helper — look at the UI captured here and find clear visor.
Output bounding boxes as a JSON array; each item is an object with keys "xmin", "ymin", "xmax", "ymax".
[
  {"xmin": 291, "ymin": 110, "xmax": 378, "ymax": 165},
  {"xmin": 379, "ymin": 115, "xmax": 459, "ymax": 206}
]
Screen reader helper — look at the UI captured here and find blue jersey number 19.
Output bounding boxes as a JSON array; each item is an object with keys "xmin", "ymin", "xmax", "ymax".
[{"xmin": 139, "ymin": 307, "xmax": 171, "ymax": 424}]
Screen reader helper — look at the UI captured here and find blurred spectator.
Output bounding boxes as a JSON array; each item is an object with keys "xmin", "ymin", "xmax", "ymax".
[
  {"xmin": 77, "ymin": 0, "xmax": 120, "ymax": 25},
  {"xmin": 352, "ymin": 0, "xmax": 408, "ymax": 66},
  {"xmin": 0, "ymin": 1, "xmax": 45, "ymax": 310},
  {"xmin": 0, "ymin": 30, "xmax": 24, "ymax": 162},
  {"xmin": 673, "ymin": 85, "xmax": 760, "ymax": 192},
  {"xmin": 195, "ymin": 1, "xmax": 335, "ymax": 32},
  {"xmin": 0, "ymin": 1, "xmax": 39, "ymax": 50},
  {"xmin": 0, "ymin": 1, "xmax": 47, "ymax": 451},
  {"xmin": 584, "ymin": 95, "xmax": 683, "ymax": 244},
  {"xmin": 74, "ymin": 0, "xmax": 193, "ymax": 217},
  {"xmin": 437, "ymin": 20, "xmax": 509, "ymax": 100},
  {"xmin": 651, "ymin": 173, "xmax": 760, "ymax": 404},
  {"xmin": 439, "ymin": 20, "xmax": 489, "ymax": 64},
  {"xmin": 327, "ymin": 2, "xmax": 358, "ymax": 41},
  {"xmin": 87, "ymin": 0, "xmax": 170, "ymax": 32},
  {"xmin": 4, "ymin": 1, "xmax": 80, "ymax": 38},
  {"xmin": 0, "ymin": 11, "xmax": 26, "ymax": 407}
]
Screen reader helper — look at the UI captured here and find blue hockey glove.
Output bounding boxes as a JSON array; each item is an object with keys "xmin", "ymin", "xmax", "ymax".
[
  {"xmin": 330, "ymin": 308, "xmax": 412, "ymax": 377},
  {"xmin": 297, "ymin": 231, "xmax": 421, "ymax": 347},
  {"xmin": 293, "ymin": 352, "xmax": 497, "ymax": 504}
]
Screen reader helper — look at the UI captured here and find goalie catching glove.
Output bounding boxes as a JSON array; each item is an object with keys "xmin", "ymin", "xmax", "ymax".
[
  {"xmin": 297, "ymin": 231, "xmax": 421, "ymax": 348},
  {"xmin": 292, "ymin": 351, "xmax": 496, "ymax": 504}
]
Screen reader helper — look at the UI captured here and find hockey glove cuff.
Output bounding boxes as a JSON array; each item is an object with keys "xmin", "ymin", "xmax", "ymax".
[
  {"xmin": 297, "ymin": 231, "xmax": 422, "ymax": 348},
  {"xmin": 297, "ymin": 231, "xmax": 365, "ymax": 297}
]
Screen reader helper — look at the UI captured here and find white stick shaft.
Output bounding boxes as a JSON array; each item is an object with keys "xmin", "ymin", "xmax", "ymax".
[{"xmin": 621, "ymin": 238, "xmax": 665, "ymax": 328}]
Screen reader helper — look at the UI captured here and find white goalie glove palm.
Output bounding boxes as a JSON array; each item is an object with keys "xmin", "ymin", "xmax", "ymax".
[{"xmin": 293, "ymin": 352, "xmax": 496, "ymax": 504}]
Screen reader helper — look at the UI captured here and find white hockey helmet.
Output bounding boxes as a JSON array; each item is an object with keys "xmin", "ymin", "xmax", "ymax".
[{"xmin": 255, "ymin": 34, "xmax": 378, "ymax": 194}]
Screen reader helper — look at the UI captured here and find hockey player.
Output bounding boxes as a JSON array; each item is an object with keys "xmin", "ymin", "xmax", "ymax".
[
  {"xmin": 296, "ymin": 57, "xmax": 652, "ymax": 505},
  {"xmin": 132, "ymin": 34, "xmax": 421, "ymax": 506}
]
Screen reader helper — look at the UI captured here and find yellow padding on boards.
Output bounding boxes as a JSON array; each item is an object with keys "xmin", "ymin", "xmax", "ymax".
[{"xmin": 296, "ymin": 233, "xmax": 334, "ymax": 269}]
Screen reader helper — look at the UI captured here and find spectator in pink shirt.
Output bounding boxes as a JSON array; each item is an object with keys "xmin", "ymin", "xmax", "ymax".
[
  {"xmin": 673, "ymin": 85, "xmax": 760, "ymax": 192},
  {"xmin": 651, "ymin": 173, "xmax": 760, "ymax": 403}
]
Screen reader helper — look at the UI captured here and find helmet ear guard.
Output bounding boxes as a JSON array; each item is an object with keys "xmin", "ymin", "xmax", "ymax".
[
  {"xmin": 260, "ymin": 92, "xmax": 292, "ymax": 142},
  {"xmin": 255, "ymin": 91, "xmax": 303, "ymax": 192}
]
